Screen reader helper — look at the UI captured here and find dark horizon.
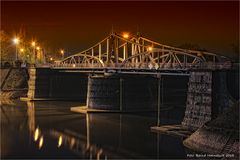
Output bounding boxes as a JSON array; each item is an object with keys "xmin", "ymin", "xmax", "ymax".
[{"xmin": 1, "ymin": 1, "xmax": 239, "ymax": 57}]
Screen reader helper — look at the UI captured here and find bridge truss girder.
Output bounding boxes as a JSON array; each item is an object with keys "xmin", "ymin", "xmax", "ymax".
[{"xmin": 55, "ymin": 33, "xmax": 231, "ymax": 70}]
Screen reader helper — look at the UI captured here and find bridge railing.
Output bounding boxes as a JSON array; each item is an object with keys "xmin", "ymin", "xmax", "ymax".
[
  {"xmin": 52, "ymin": 61, "xmax": 232, "ymax": 70},
  {"xmin": 53, "ymin": 63, "xmax": 104, "ymax": 68}
]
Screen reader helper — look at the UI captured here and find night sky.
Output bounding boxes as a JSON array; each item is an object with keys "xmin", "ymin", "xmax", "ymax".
[{"xmin": 2, "ymin": 1, "xmax": 239, "ymax": 57}]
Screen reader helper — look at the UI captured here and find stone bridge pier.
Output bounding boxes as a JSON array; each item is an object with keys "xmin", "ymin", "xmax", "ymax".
[
  {"xmin": 86, "ymin": 74, "xmax": 158, "ymax": 111},
  {"xmin": 182, "ymin": 70, "xmax": 238, "ymax": 130},
  {"xmin": 26, "ymin": 67, "xmax": 188, "ymax": 112},
  {"xmin": 26, "ymin": 67, "xmax": 237, "ymax": 119},
  {"xmin": 27, "ymin": 67, "xmax": 88, "ymax": 101}
]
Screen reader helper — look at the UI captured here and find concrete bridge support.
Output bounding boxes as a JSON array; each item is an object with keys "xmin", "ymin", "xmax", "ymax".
[
  {"xmin": 27, "ymin": 67, "xmax": 51, "ymax": 99},
  {"xmin": 182, "ymin": 70, "xmax": 239, "ymax": 156},
  {"xmin": 27, "ymin": 67, "xmax": 88, "ymax": 101},
  {"xmin": 26, "ymin": 67, "xmax": 189, "ymax": 112},
  {"xmin": 181, "ymin": 71, "xmax": 212, "ymax": 130},
  {"xmin": 181, "ymin": 70, "xmax": 236, "ymax": 130},
  {"xmin": 87, "ymin": 75, "xmax": 120, "ymax": 110},
  {"xmin": 86, "ymin": 75, "xmax": 157, "ymax": 111}
]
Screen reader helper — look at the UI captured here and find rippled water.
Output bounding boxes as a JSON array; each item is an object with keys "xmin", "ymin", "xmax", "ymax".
[{"xmin": 1, "ymin": 100, "xmax": 187, "ymax": 159}]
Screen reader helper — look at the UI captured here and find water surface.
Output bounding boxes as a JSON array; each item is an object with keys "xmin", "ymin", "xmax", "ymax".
[{"xmin": 1, "ymin": 100, "xmax": 187, "ymax": 159}]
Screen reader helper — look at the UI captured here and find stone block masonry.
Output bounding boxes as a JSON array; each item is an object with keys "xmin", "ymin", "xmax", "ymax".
[
  {"xmin": 183, "ymin": 103, "xmax": 239, "ymax": 157},
  {"xmin": 27, "ymin": 67, "xmax": 88, "ymax": 100},
  {"xmin": 182, "ymin": 70, "xmax": 236, "ymax": 130},
  {"xmin": 0, "ymin": 67, "xmax": 28, "ymax": 99},
  {"xmin": 27, "ymin": 67, "xmax": 51, "ymax": 99},
  {"xmin": 182, "ymin": 71, "xmax": 213, "ymax": 130},
  {"xmin": 86, "ymin": 75, "xmax": 157, "ymax": 111}
]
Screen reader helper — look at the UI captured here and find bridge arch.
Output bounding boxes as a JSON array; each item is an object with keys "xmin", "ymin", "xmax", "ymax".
[
  {"xmin": 120, "ymin": 50, "xmax": 205, "ymax": 69},
  {"xmin": 58, "ymin": 53, "xmax": 104, "ymax": 68},
  {"xmin": 53, "ymin": 32, "xmax": 232, "ymax": 70}
]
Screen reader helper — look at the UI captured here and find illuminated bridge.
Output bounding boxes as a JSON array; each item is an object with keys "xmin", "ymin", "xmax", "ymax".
[
  {"xmin": 26, "ymin": 32, "xmax": 236, "ymax": 130},
  {"xmin": 53, "ymin": 32, "xmax": 232, "ymax": 74}
]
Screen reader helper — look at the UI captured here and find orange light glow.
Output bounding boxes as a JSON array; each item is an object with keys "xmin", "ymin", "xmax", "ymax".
[
  {"xmin": 148, "ymin": 47, "xmax": 153, "ymax": 51},
  {"xmin": 34, "ymin": 128, "xmax": 39, "ymax": 141},
  {"xmin": 13, "ymin": 37, "xmax": 19, "ymax": 44},
  {"xmin": 123, "ymin": 33, "xmax": 129, "ymax": 39},
  {"xmin": 58, "ymin": 136, "xmax": 63, "ymax": 147},
  {"xmin": 31, "ymin": 41, "xmax": 36, "ymax": 47},
  {"xmin": 39, "ymin": 136, "xmax": 44, "ymax": 149}
]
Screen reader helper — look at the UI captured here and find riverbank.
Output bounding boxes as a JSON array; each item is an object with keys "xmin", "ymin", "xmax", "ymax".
[
  {"xmin": 183, "ymin": 102, "xmax": 239, "ymax": 158},
  {"xmin": 0, "ymin": 67, "xmax": 28, "ymax": 100}
]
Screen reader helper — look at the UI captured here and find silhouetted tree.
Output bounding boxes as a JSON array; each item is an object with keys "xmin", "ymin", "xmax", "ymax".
[{"xmin": 0, "ymin": 30, "xmax": 15, "ymax": 62}]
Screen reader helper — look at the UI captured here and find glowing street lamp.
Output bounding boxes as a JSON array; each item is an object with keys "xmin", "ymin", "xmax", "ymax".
[
  {"xmin": 36, "ymin": 46, "xmax": 43, "ymax": 63},
  {"xmin": 19, "ymin": 48, "xmax": 24, "ymax": 60},
  {"xmin": 123, "ymin": 33, "xmax": 129, "ymax": 39},
  {"xmin": 148, "ymin": 46, "xmax": 153, "ymax": 52},
  {"xmin": 31, "ymin": 41, "xmax": 36, "ymax": 47},
  {"xmin": 13, "ymin": 37, "xmax": 19, "ymax": 44},
  {"xmin": 60, "ymin": 49, "xmax": 64, "ymax": 59},
  {"xmin": 13, "ymin": 37, "xmax": 20, "ymax": 60},
  {"xmin": 31, "ymin": 41, "xmax": 36, "ymax": 64},
  {"xmin": 20, "ymin": 48, "xmax": 24, "ymax": 53}
]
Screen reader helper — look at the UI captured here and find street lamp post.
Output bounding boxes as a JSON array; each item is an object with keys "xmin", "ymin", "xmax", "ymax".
[
  {"xmin": 31, "ymin": 41, "xmax": 36, "ymax": 64},
  {"xmin": 36, "ymin": 46, "xmax": 40, "ymax": 64},
  {"xmin": 20, "ymin": 48, "xmax": 24, "ymax": 60},
  {"xmin": 60, "ymin": 49, "xmax": 64, "ymax": 59},
  {"xmin": 13, "ymin": 37, "xmax": 19, "ymax": 61},
  {"xmin": 20, "ymin": 48, "xmax": 27, "ymax": 66}
]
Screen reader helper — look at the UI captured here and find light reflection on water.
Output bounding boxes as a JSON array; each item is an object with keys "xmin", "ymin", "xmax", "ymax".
[{"xmin": 1, "ymin": 100, "xmax": 187, "ymax": 159}]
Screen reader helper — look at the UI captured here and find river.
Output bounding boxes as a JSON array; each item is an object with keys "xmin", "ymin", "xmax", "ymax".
[{"xmin": 1, "ymin": 100, "xmax": 187, "ymax": 159}]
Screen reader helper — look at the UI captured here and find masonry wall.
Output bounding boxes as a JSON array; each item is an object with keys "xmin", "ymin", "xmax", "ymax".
[
  {"xmin": 87, "ymin": 74, "xmax": 188, "ymax": 111},
  {"xmin": 182, "ymin": 70, "xmax": 237, "ymax": 130},
  {"xmin": 0, "ymin": 67, "xmax": 28, "ymax": 99},
  {"xmin": 182, "ymin": 71, "xmax": 212, "ymax": 130},
  {"xmin": 27, "ymin": 68, "xmax": 88, "ymax": 101},
  {"xmin": 27, "ymin": 67, "xmax": 51, "ymax": 99}
]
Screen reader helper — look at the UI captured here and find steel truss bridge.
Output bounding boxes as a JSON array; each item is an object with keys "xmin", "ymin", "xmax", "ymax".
[{"xmin": 53, "ymin": 32, "xmax": 232, "ymax": 73}]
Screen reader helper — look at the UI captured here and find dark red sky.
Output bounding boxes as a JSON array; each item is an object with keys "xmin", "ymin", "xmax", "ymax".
[{"xmin": 1, "ymin": 1, "xmax": 239, "ymax": 56}]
